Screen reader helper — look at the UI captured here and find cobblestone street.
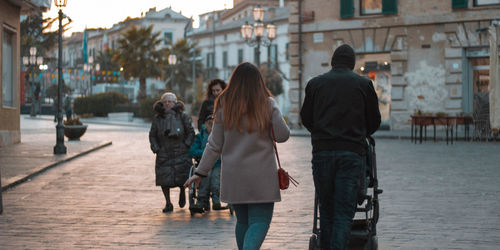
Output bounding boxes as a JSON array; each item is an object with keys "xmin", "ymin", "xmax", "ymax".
[{"xmin": 1, "ymin": 122, "xmax": 500, "ymax": 249}]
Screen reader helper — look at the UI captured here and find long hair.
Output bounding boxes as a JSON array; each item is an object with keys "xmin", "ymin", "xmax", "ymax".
[
  {"xmin": 214, "ymin": 62, "xmax": 273, "ymax": 133},
  {"xmin": 205, "ymin": 78, "xmax": 227, "ymax": 100}
]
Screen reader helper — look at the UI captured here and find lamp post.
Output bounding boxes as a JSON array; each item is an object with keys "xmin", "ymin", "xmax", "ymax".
[
  {"xmin": 240, "ymin": 5, "xmax": 276, "ymax": 66},
  {"xmin": 168, "ymin": 54, "xmax": 177, "ymax": 91},
  {"xmin": 53, "ymin": 0, "xmax": 68, "ymax": 155},
  {"xmin": 22, "ymin": 47, "xmax": 43, "ymax": 117},
  {"xmin": 39, "ymin": 64, "xmax": 48, "ymax": 106},
  {"xmin": 188, "ymin": 48, "xmax": 202, "ymax": 106}
]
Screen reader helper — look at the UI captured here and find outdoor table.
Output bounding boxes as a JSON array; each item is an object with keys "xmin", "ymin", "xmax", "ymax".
[
  {"xmin": 455, "ymin": 116, "xmax": 473, "ymax": 141},
  {"xmin": 411, "ymin": 115, "xmax": 457, "ymax": 144}
]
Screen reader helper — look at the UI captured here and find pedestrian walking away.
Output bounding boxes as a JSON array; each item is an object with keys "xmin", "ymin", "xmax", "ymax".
[
  {"xmin": 197, "ymin": 78, "xmax": 226, "ymax": 131},
  {"xmin": 149, "ymin": 92, "xmax": 195, "ymax": 213},
  {"xmin": 52, "ymin": 96, "xmax": 58, "ymax": 122},
  {"xmin": 64, "ymin": 94, "xmax": 73, "ymax": 120},
  {"xmin": 184, "ymin": 62, "xmax": 290, "ymax": 250},
  {"xmin": 300, "ymin": 44, "xmax": 381, "ymax": 250}
]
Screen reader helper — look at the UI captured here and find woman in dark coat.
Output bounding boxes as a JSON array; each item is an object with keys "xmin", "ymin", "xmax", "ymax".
[
  {"xmin": 197, "ymin": 79, "xmax": 226, "ymax": 130},
  {"xmin": 149, "ymin": 92, "xmax": 195, "ymax": 213}
]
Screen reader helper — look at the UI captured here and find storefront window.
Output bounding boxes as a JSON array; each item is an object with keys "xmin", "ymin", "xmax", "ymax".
[
  {"xmin": 355, "ymin": 54, "xmax": 392, "ymax": 127},
  {"xmin": 361, "ymin": 0, "xmax": 382, "ymax": 15},
  {"xmin": 2, "ymin": 30, "xmax": 15, "ymax": 107}
]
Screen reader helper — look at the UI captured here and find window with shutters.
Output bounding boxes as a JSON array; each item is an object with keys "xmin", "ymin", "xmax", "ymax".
[
  {"xmin": 340, "ymin": 0, "xmax": 354, "ymax": 18},
  {"xmin": 343, "ymin": 0, "xmax": 397, "ymax": 17},
  {"xmin": 285, "ymin": 43, "xmax": 289, "ymax": 61},
  {"xmin": 206, "ymin": 52, "xmax": 214, "ymax": 68},
  {"xmin": 361, "ymin": 0, "xmax": 382, "ymax": 15},
  {"xmin": 267, "ymin": 45, "xmax": 278, "ymax": 69},
  {"xmin": 254, "ymin": 47, "xmax": 259, "ymax": 64},
  {"xmin": 223, "ymin": 51, "xmax": 228, "ymax": 68},
  {"xmin": 164, "ymin": 32, "xmax": 173, "ymax": 45},
  {"xmin": 452, "ymin": 0, "xmax": 468, "ymax": 8},
  {"xmin": 238, "ymin": 49, "xmax": 244, "ymax": 64}
]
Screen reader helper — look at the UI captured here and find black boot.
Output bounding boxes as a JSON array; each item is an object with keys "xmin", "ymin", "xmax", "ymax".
[
  {"xmin": 212, "ymin": 202, "xmax": 228, "ymax": 210},
  {"xmin": 179, "ymin": 188, "xmax": 186, "ymax": 208},
  {"xmin": 162, "ymin": 203, "xmax": 173, "ymax": 213}
]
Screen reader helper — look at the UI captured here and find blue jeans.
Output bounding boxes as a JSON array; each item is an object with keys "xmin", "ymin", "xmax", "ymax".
[
  {"xmin": 232, "ymin": 203, "xmax": 274, "ymax": 250},
  {"xmin": 312, "ymin": 150, "xmax": 362, "ymax": 250}
]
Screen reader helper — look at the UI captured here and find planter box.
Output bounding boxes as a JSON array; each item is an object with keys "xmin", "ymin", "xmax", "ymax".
[{"xmin": 64, "ymin": 125, "xmax": 88, "ymax": 140}]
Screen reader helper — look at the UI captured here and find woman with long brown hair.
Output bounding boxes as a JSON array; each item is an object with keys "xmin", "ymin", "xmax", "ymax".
[
  {"xmin": 185, "ymin": 62, "xmax": 290, "ymax": 249},
  {"xmin": 197, "ymin": 78, "xmax": 226, "ymax": 130}
]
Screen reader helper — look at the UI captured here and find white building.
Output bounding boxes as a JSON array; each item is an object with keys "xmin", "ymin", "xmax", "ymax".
[
  {"xmin": 187, "ymin": 0, "xmax": 291, "ymax": 116},
  {"xmin": 51, "ymin": 7, "xmax": 191, "ymax": 101}
]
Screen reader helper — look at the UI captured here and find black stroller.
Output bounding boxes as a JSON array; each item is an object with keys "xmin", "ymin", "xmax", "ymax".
[
  {"xmin": 309, "ymin": 137, "xmax": 383, "ymax": 250},
  {"xmin": 188, "ymin": 157, "xmax": 233, "ymax": 216}
]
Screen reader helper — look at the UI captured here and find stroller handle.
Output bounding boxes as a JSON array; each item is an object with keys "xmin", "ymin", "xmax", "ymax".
[{"xmin": 367, "ymin": 136, "xmax": 375, "ymax": 147}]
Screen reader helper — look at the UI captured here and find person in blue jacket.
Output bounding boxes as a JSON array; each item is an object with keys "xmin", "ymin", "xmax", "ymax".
[{"xmin": 189, "ymin": 115, "xmax": 226, "ymax": 211}]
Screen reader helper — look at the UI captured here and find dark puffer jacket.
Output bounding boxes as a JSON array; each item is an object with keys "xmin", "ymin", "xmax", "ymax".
[{"xmin": 149, "ymin": 101, "xmax": 195, "ymax": 187}]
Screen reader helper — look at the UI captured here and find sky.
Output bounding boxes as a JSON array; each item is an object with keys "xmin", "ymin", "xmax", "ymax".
[{"xmin": 43, "ymin": 0, "xmax": 233, "ymax": 34}]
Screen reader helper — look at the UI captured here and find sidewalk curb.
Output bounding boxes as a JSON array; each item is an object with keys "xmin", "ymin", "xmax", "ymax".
[{"xmin": 1, "ymin": 141, "xmax": 112, "ymax": 192}]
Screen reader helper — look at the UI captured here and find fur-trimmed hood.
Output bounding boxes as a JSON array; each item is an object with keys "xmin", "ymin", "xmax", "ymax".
[{"xmin": 153, "ymin": 100, "xmax": 185, "ymax": 117}]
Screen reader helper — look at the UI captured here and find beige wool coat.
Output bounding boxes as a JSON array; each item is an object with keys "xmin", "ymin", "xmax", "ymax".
[{"xmin": 195, "ymin": 97, "xmax": 290, "ymax": 204}]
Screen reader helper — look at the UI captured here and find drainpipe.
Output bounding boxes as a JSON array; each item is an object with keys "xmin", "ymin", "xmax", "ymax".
[
  {"xmin": 211, "ymin": 11, "xmax": 216, "ymax": 79},
  {"xmin": 298, "ymin": 0, "xmax": 303, "ymax": 128},
  {"xmin": 489, "ymin": 21, "xmax": 499, "ymax": 131},
  {"xmin": 0, "ymin": 169, "xmax": 3, "ymax": 214}
]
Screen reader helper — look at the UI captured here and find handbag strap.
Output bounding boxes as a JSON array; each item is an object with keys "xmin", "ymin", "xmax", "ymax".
[
  {"xmin": 270, "ymin": 117, "xmax": 282, "ymax": 170},
  {"xmin": 270, "ymin": 111, "xmax": 299, "ymax": 186}
]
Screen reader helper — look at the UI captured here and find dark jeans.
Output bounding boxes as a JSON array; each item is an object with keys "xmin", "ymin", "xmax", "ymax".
[
  {"xmin": 66, "ymin": 110, "xmax": 72, "ymax": 120},
  {"xmin": 312, "ymin": 150, "xmax": 362, "ymax": 250}
]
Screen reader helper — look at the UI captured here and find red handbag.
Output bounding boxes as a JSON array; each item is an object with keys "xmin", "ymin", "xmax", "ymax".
[{"xmin": 271, "ymin": 118, "xmax": 299, "ymax": 190}]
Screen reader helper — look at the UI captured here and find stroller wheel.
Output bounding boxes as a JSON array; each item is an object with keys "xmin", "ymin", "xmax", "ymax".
[{"xmin": 309, "ymin": 234, "xmax": 320, "ymax": 250}]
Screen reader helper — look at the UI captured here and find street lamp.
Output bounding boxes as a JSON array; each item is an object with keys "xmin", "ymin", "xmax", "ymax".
[
  {"xmin": 168, "ymin": 54, "xmax": 177, "ymax": 91},
  {"xmin": 188, "ymin": 48, "xmax": 203, "ymax": 105},
  {"xmin": 240, "ymin": 5, "xmax": 277, "ymax": 66},
  {"xmin": 22, "ymin": 46, "xmax": 43, "ymax": 117},
  {"xmin": 53, "ymin": 0, "xmax": 68, "ymax": 155},
  {"xmin": 39, "ymin": 64, "xmax": 48, "ymax": 107}
]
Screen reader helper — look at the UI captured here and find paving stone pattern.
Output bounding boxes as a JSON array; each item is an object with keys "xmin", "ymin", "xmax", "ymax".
[{"xmin": 1, "ymin": 122, "xmax": 500, "ymax": 249}]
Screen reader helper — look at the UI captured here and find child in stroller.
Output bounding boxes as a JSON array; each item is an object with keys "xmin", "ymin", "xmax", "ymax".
[
  {"xmin": 309, "ymin": 136, "xmax": 383, "ymax": 250},
  {"xmin": 188, "ymin": 115, "xmax": 229, "ymax": 215}
]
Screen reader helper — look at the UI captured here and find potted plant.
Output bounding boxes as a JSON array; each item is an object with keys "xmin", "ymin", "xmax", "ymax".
[{"xmin": 63, "ymin": 117, "xmax": 88, "ymax": 140}]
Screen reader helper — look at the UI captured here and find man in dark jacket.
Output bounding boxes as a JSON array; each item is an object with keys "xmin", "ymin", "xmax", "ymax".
[{"xmin": 300, "ymin": 44, "xmax": 381, "ymax": 250}]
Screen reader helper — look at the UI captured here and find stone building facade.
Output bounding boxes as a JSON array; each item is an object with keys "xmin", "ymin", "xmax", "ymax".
[
  {"xmin": 0, "ymin": 0, "xmax": 49, "ymax": 147},
  {"xmin": 288, "ymin": 0, "xmax": 500, "ymax": 129}
]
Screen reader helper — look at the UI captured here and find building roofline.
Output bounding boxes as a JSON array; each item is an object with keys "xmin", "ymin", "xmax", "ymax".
[
  {"xmin": 189, "ymin": 7, "xmax": 289, "ymax": 37},
  {"xmin": 8, "ymin": 0, "xmax": 50, "ymax": 13}
]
